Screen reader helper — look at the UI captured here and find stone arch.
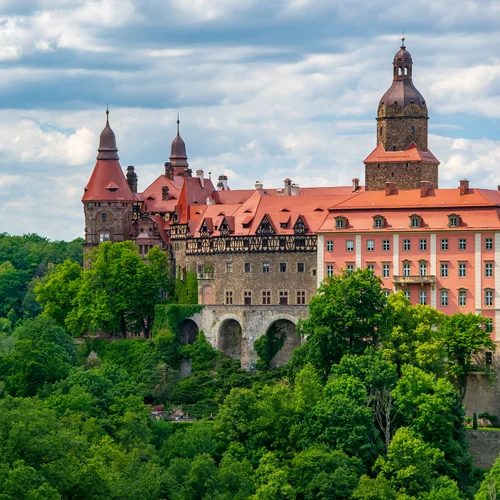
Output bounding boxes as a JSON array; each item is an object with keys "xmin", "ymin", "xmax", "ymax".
[
  {"xmin": 261, "ymin": 315, "xmax": 301, "ymax": 368},
  {"xmin": 201, "ymin": 285, "xmax": 215, "ymax": 305},
  {"xmin": 218, "ymin": 317, "xmax": 242, "ymax": 359},
  {"xmin": 180, "ymin": 319, "xmax": 199, "ymax": 345}
]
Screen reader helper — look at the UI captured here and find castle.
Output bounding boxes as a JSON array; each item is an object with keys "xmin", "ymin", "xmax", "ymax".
[{"xmin": 83, "ymin": 40, "xmax": 500, "ymax": 372}]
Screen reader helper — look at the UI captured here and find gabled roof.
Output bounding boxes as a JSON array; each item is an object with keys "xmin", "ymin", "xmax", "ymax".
[{"xmin": 364, "ymin": 142, "xmax": 439, "ymax": 164}]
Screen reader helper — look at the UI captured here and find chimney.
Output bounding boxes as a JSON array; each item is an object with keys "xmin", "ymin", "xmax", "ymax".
[
  {"xmin": 126, "ymin": 166, "xmax": 138, "ymax": 193},
  {"xmin": 352, "ymin": 178, "xmax": 359, "ymax": 192},
  {"xmin": 216, "ymin": 181, "xmax": 224, "ymax": 191},
  {"xmin": 164, "ymin": 162, "xmax": 174, "ymax": 180},
  {"xmin": 291, "ymin": 183, "xmax": 300, "ymax": 196},
  {"xmin": 420, "ymin": 180, "xmax": 431, "ymax": 198},
  {"xmin": 255, "ymin": 180, "xmax": 263, "ymax": 190},
  {"xmin": 196, "ymin": 170, "xmax": 204, "ymax": 187},
  {"xmin": 385, "ymin": 182, "xmax": 396, "ymax": 196},
  {"xmin": 206, "ymin": 197, "xmax": 215, "ymax": 205},
  {"xmin": 284, "ymin": 178, "xmax": 292, "ymax": 196},
  {"xmin": 218, "ymin": 175, "xmax": 228, "ymax": 191},
  {"xmin": 459, "ymin": 179, "xmax": 469, "ymax": 195},
  {"xmin": 162, "ymin": 186, "xmax": 169, "ymax": 201}
]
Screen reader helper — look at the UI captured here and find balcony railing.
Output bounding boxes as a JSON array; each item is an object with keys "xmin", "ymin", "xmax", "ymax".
[
  {"xmin": 393, "ymin": 275, "xmax": 436, "ymax": 286},
  {"xmin": 197, "ymin": 272, "xmax": 215, "ymax": 279}
]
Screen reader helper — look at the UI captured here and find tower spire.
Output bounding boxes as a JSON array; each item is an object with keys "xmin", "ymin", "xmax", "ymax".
[{"xmin": 177, "ymin": 112, "xmax": 180, "ymax": 135}]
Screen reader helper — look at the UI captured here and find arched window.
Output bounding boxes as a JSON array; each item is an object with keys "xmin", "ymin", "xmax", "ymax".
[
  {"xmin": 404, "ymin": 66, "xmax": 408, "ymax": 75},
  {"xmin": 398, "ymin": 67, "xmax": 402, "ymax": 76},
  {"xmin": 380, "ymin": 126, "xmax": 383, "ymax": 135}
]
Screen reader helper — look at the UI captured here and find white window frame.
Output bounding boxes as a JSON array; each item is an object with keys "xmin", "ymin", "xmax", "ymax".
[
  {"xmin": 382, "ymin": 264, "xmax": 390, "ymax": 278},
  {"xmin": 326, "ymin": 240, "xmax": 333, "ymax": 252},
  {"xmin": 403, "ymin": 239, "xmax": 411, "ymax": 251},
  {"xmin": 440, "ymin": 290, "xmax": 449, "ymax": 307}
]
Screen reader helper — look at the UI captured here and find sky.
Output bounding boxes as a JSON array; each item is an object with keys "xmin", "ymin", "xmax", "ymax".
[{"xmin": 1, "ymin": 0, "xmax": 500, "ymax": 240}]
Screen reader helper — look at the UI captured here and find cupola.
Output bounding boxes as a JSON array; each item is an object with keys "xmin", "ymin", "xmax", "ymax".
[
  {"xmin": 169, "ymin": 114, "xmax": 189, "ymax": 170},
  {"xmin": 97, "ymin": 109, "xmax": 119, "ymax": 160}
]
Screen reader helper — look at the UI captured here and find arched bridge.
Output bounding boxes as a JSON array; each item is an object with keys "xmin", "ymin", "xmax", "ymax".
[{"xmin": 180, "ymin": 305, "xmax": 309, "ymax": 370}]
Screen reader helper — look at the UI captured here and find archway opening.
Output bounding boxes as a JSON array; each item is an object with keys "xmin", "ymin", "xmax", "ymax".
[
  {"xmin": 264, "ymin": 319, "xmax": 300, "ymax": 368},
  {"xmin": 180, "ymin": 319, "xmax": 199, "ymax": 345},
  {"xmin": 218, "ymin": 319, "xmax": 242, "ymax": 359}
]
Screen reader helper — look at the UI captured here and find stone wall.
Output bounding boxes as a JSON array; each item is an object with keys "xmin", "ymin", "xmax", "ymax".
[
  {"xmin": 466, "ymin": 430, "xmax": 500, "ymax": 468},
  {"xmin": 176, "ymin": 247, "xmax": 318, "ymax": 306},
  {"xmin": 84, "ymin": 201, "xmax": 134, "ymax": 246},
  {"xmin": 377, "ymin": 115, "xmax": 428, "ymax": 152},
  {"xmin": 365, "ymin": 160, "xmax": 438, "ymax": 191},
  {"xmin": 187, "ymin": 304, "xmax": 309, "ymax": 369}
]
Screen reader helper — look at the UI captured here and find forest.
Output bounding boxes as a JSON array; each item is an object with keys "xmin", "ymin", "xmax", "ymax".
[{"xmin": 1, "ymin": 235, "xmax": 500, "ymax": 499}]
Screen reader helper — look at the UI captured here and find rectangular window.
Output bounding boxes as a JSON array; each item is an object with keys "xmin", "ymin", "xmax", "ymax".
[
  {"xmin": 485, "ymin": 290, "xmax": 494, "ymax": 307},
  {"xmin": 383, "ymin": 239, "xmax": 390, "ymax": 251},
  {"xmin": 458, "ymin": 263, "xmax": 466, "ymax": 278},
  {"xmin": 440, "ymin": 263, "xmax": 448, "ymax": 278},
  {"xmin": 197, "ymin": 265, "xmax": 203, "ymax": 276},
  {"xmin": 244, "ymin": 262, "xmax": 251, "ymax": 273},
  {"xmin": 367, "ymin": 264, "xmax": 374, "ymax": 272},
  {"xmin": 99, "ymin": 233, "xmax": 110, "ymax": 243},
  {"xmin": 326, "ymin": 264, "xmax": 334, "ymax": 277},
  {"xmin": 441, "ymin": 238, "xmax": 448, "ymax": 251},
  {"xmin": 262, "ymin": 290, "xmax": 271, "ymax": 305},
  {"xmin": 411, "ymin": 218, "xmax": 420, "ymax": 228},
  {"xmin": 279, "ymin": 290, "xmax": 288, "ymax": 305},
  {"xmin": 102, "ymin": 213, "xmax": 108, "ymax": 223},
  {"xmin": 367, "ymin": 240, "xmax": 374, "ymax": 251},
  {"xmin": 263, "ymin": 262, "xmax": 270, "ymax": 273},
  {"xmin": 419, "ymin": 239, "xmax": 427, "ymax": 251},
  {"xmin": 326, "ymin": 240, "xmax": 333, "ymax": 252},
  {"xmin": 403, "ymin": 239, "xmax": 411, "ymax": 251},
  {"xmin": 346, "ymin": 264, "xmax": 354, "ymax": 273},
  {"xmin": 485, "ymin": 263, "xmax": 493, "ymax": 278},
  {"xmin": 226, "ymin": 262, "xmax": 233, "ymax": 273},
  {"xmin": 441, "ymin": 290, "xmax": 449, "ymax": 307},
  {"xmin": 382, "ymin": 264, "xmax": 390, "ymax": 278},
  {"xmin": 383, "ymin": 290, "xmax": 390, "ymax": 298},
  {"xmin": 459, "ymin": 238, "xmax": 467, "ymax": 250},
  {"xmin": 419, "ymin": 263, "xmax": 427, "ymax": 276},
  {"xmin": 375, "ymin": 218, "xmax": 383, "ymax": 228},
  {"xmin": 459, "ymin": 290, "xmax": 467, "ymax": 306},
  {"xmin": 403, "ymin": 263, "xmax": 411, "ymax": 276},
  {"xmin": 296, "ymin": 290, "xmax": 306, "ymax": 305},
  {"xmin": 225, "ymin": 291, "xmax": 233, "ymax": 305},
  {"xmin": 346, "ymin": 240, "xmax": 354, "ymax": 252},
  {"xmin": 244, "ymin": 291, "xmax": 252, "ymax": 305},
  {"xmin": 404, "ymin": 291, "xmax": 411, "ymax": 300},
  {"xmin": 420, "ymin": 291, "xmax": 427, "ymax": 305},
  {"xmin": 280, "ymin": 262, "xmax": 287, "ymax": 273},
  {"xmin": 297, "ymin": 262, "xmax": 305, "ymax": 273},
  {"xmin": 485, "ymin": 238, "xmax": 493, "ymax": 250}
]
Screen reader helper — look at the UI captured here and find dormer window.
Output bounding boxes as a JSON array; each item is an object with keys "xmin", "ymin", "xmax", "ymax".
[
  {"xmin": 293, "ymin": 216, "xmax": 307, "ymax": 235},
  {"xmin": 409, "ymin": 214, "xmax": 422, "ymax": 228},
  {"xmin": 448, "ymin": 214, "xmax": 461, "ymax": 228},
  {"xmin": 335, "ymin": 216, "xmax": 347, "ymax": 230},
  {"xmin": 373, "ymin": 215, "xmax": 385, "ymax": 229}
]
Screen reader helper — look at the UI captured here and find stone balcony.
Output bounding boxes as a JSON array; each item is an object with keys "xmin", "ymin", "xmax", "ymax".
[{"xmin": 393, "ymin": 275, "xmax": 436, "ymax": 288}]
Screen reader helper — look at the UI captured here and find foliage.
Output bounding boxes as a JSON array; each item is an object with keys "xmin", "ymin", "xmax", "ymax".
[
  {"xmin": 174, "ymin": 269, "xmax": 199, "ymax": 304},
  {"xmin": 153, "ymin": 303, "xmax": 203, "ymax": 337},
  {"xmin": 2, "ymin": 316, "xmax": 77, "ymax": 396},
  {"xmin": 254, "ymin": 323, "xmax": 286, "ymax": 371},
  {"xmin": 441, "ymin": 313, "xmax": 496, "ymax": 401},
  {"xmin": 382, "ymin": 292, "xmax": 446, "ymax": 376},
  {"xmin": 295, "ymin": 268, "xmax": 389, "ymax": 377}
]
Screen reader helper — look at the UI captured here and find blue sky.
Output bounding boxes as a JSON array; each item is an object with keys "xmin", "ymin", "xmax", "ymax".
[{"xmin": 1, "ymin": 0, "xmax": 500, "ymax": 240}]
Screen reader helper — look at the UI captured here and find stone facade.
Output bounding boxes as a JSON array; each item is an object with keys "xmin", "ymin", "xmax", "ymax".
[
  {"xmin": 376, "ymin": 113, "xmax": 428, "ymax": 153},
  {"xmin": 365, "ymin": 160, "xmax": 438, "ymax": 191},
  {"xmin": 466, "ymin": 430, "xmax": 500, "ymax": 468},
  {"xmin": 83, "ymin": 201, "xmax": 134, "ymax": 251},
  {"xmin": 186, "ymin": 304, "xmax": 309, "ymax": 369},
  {"xmin": 175, "ymin": 245, "xmax": 318, "ymax": 306}
]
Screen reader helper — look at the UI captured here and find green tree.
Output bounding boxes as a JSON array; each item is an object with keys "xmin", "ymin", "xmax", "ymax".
[
  {"xmin": 441, "ymin": 313, "xmax": 495, "ymax": 401},
  {"xmin": 66, "ymin": 242, "xmax": 171, "ymax": 337},
  {"xmin": 296, "ymin": 268, "xmax": 388, "ymax": 377},
  {"xmin": 3, "ymin": 316, "xmax": 77, "ymax": 396},
  {"xmin": 0, "ymin": 261, "xmax": 29, "ymax": 318},
  {"xmin": 382, "ymin": 292, "xmax": 446, "ymax": 376},
  {"xmin": 252, "ymin": 453, "xmax": 296, "ymax": 500},
  {"xmin": 35, "ymin": 260, "xmax": 82, "ymax": 330}
]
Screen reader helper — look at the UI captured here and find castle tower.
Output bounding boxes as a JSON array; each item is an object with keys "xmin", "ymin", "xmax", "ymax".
[
  {"xmin": 167, "ymin": 115, "xmax": 190, "ymax": 177},
  {"xmin": 82, "ymin": 110, "xmax": 136, "ymax": 250},
  {"xmin": 364, "ymin": 39, "xmax": 439, "ymax": 191}
]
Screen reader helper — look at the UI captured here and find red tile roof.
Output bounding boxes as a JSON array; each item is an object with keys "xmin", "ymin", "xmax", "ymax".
[{"xmin": 364, "ymin": 142, "xmax": 439, "ymax": 164}]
